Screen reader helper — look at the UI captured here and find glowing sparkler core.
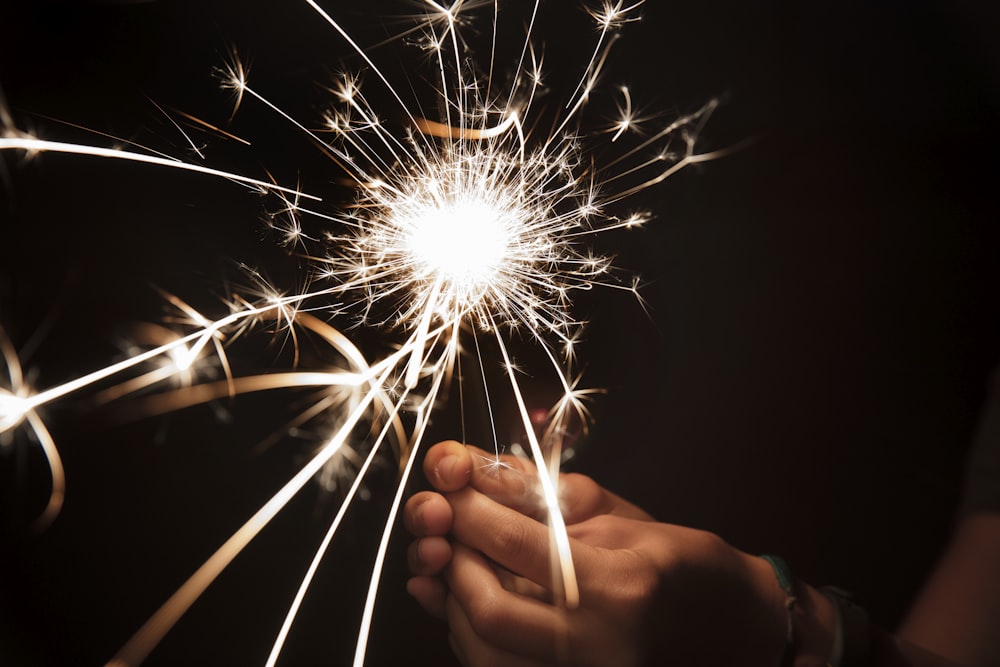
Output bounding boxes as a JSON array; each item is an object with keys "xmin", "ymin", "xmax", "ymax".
[
  {"xmin": 402, "ymin": 194, "xmax": 508, "ymax": 293},
  {"xmin": 371, "ymin": 145, "xmax": 548, "ymax": 320}
]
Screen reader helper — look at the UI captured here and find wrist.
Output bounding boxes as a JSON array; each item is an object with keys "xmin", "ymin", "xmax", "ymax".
[
  {"xmin": 790, "ymin": 582, "xmax": 838, "ymax": 667},
  {"xmin": 758, "ymin": 556, "xmax": 838, "ymax": 667}
]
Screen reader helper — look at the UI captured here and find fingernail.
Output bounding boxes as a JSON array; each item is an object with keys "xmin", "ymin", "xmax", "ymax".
[{"xmin": 438, "ymin": 454, "xmax": 458, "ymax": 481}]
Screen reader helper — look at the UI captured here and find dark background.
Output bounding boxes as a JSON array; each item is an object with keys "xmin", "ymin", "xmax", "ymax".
[{"xmin": 1, "ymin": 0, "xmax": 999, "ymax": 665}]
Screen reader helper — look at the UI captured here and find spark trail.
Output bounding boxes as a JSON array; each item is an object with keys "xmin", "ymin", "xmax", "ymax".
[{"xmin": 0, "ymin": 1, "xmax": 721, "ymax": 664}]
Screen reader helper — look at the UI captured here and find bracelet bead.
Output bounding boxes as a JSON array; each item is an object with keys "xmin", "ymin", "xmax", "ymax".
[{"xmin": 761, "ymin": 555, "xmax": 798, "ymax": 667}]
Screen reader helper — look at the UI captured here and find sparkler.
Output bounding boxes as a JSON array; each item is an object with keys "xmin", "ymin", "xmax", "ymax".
[{"xmin": 1, "ymin": 1, "xmax": 723, "ymax": 664}]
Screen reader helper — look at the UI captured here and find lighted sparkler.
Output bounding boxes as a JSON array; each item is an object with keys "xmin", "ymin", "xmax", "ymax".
[{"xmin": 1, "ymin": 1, "xmax": 723, "ymax": 664}]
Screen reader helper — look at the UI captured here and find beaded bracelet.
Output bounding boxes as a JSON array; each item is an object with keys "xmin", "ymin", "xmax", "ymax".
[
  {"xmin": 761, "ymin": 555, "xmax": 871, "ymax": 667},
  {"xmin": 760, "ymin": 555, "xmax": 798, "ymax": 667},
  {"xmin": 821, "ymin": 586, "xmax": 871, "ymax": 667}
]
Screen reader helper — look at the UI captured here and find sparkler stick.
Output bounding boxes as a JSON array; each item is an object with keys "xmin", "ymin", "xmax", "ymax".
[{"xmin": 1, "ymin": 1, "xmax": 726, "ymax": 663}]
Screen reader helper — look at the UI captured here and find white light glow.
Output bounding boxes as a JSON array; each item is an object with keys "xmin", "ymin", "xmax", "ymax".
[{"xmin": 402, "ymin": 195, "xmax": 510, "ymax": 291}]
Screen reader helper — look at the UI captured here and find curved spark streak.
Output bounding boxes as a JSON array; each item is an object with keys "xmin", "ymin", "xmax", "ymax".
[
  {"xmin": 415, "ymin": 112, "xmax": 523, "ymax": 142},
  {"xmin": 0, "ymin": 137, "xmax": 319, "ymax": 201},
  {"xmin": 107, "ymin": 342, "xmax": 406, "ymax": 667},
  {"xmin": 265, "ymin": 380, "xmax": 413, "ymax": 667},
  {"xmin": 18, "ymin": 300, "xmax": 283, "ymax": 414},
  {"xmin": 117, "ymin": 372, "xmax": 367, "ymax": 416},
  {"xmin": 303, "ymin": 0, "xmax": 429, "ymax": 143}
]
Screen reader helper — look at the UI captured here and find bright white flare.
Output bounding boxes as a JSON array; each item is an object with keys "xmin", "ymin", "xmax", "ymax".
[
  {"xmin": 402, "ymin": 195, "xmax": 509, "ymax": 292},
  {"xmin": 334, "ymin": 141, "xmax": 596, "ymax": 337}
]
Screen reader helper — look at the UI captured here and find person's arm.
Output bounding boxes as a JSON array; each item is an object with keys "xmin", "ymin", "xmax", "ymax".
[
  {"xmin": 405, "ymin": 441, "xmax": 961, "ymax": 667},
  {"xmin": 898, "ymin": 513, "xmax": 1000, "ymax": 665}
]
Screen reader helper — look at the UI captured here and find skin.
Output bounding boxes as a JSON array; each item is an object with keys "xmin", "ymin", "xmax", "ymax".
[
  {"xmin": 899, "ymin": 514, "xmax": 1000, "ymax": 665},
  {"xmin": 405, "ymin": 441, "xmax": 973, "ymax": 667},
  {"xmin": 405, "ymin": 441, "xmax": 799, "ymax": 667}
]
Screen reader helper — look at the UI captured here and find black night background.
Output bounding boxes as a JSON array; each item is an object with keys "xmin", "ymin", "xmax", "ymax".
[{"xmin": 1, "ymin": 1, "xmax": 998, "ymax": 665}]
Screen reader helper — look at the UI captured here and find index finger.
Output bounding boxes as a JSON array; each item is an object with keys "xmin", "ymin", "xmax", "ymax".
[
  {"xmin": 447, "ymin": 485, "xmax": 624, "ymax": 606},
  {"xmin": 466, "ymin": 446, "xmax": 653, "ymax": 524}
]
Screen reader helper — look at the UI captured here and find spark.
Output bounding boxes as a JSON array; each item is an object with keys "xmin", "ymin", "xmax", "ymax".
[
  {"xmin": 0, "ymin": 136, "xmax": 318, "ymax": 200},
  {"xmin": 0, "ymin": 333, "xmax": 64, "ymax": 532},
  {"xmin": 588, "ymin": 0, "xmax": 647, "ymax": 29},
  {"xmin": 0, "ymin": 0, "xmax": 723, "ymax": 664}
]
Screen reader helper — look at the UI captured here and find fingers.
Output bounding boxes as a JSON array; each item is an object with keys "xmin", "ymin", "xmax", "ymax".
[
  {"xmin": 559, "ymin": 473, "xmax": 655, "ymax": 523},
  {"xmin": 404, "ymin": 491, "xmax": 453, "ymax": 537},
  {"xmin": 446, "ymin": 597, "xmax": 555, "ymax": 667},
  {"xmin": 447, "ymin": 485, "xmax": 613, "ymax": 599},
  {"xmin": 407, "ymin": 535, "xmax": 452, "ymax": 576},
  {"xmin": 445, "ymin": 544, "xmax": 573, "ymax": 665},
  {"xmin": 424, "ymin": 439, "xmax": 652, "ymax": 525},
  {"xmin": 494, "ymin": 563, "xmax": 553, "ymax": 603},
  {"xmin": 465, "ymin": 445, "xmax": 654, "ymax": 524},
  {"xmin": 406, "ymin": 575, "xmax": 448, "ymax": 619},
  {"xmin": 447, "ymin": 486, "xmax": 557, "ymax": 589},
  {"xmin": 466, "ymin": 446, "xmax": 547, "ymax": 520},
  {"xmin": 448, "ymin": 484, "xmax": 660, "ymax": 614},
  {"xmin": 422, "ymin": 440, "xmax": 474, "ymax": 492},
  {"xmin": 404, "ymin": 490, "xmax": 453, "ymax": 607}
]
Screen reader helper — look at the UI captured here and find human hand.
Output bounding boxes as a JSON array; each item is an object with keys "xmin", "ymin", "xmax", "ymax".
[
  {"xmin": 404, "ymin": 441, "xmax": 805, "ymax": 667},
  {"xmin": 404, "ymin": 441, "xmax": 653, "ymax": 619}
]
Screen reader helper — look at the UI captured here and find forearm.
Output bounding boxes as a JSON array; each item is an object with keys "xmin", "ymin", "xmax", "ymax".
[
  {"xmin": 870, "ymin": 628, "xmax": 962, "ymax": 667},
  {"xmin": 779, "ymin": 575, "xmax": 959, "ymax": 667},
  {"xmin": 790, "ymin": 514, "xmax": 1000, "ymax": 667},
  {"xmin": 899, "ymin": 513, "xmax": 1000, "ymax": 665}
]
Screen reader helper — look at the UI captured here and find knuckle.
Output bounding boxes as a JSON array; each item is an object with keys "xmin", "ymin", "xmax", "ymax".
[
  {"xmin": 560, "ymin": 471, "xmax": 595, "ymax": 493},
  {"xmin": 558, "ymin": 472, "xmax": 593, "ymax": 514},
  {"xmin": 607, "ymin": 555, "xmax": 661, "ymax": 615},
  {"xmin": 491, "ymin": 512, "xmax": 533, "ymax": 559},
  {"xmin": 582, "ymin": 512, "xmax": 619, "ymax": 536}
]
